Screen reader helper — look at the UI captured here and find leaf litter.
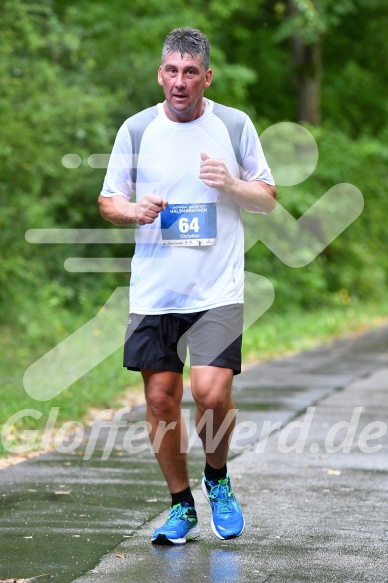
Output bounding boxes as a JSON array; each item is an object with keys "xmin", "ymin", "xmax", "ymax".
[{"xmin": 1, "ymin": 575, "xmax": 52, "ymax": 582}]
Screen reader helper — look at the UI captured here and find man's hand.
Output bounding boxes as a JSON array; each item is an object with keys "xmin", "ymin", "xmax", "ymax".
[
  {"xmin": 199, "ymin": 152, "xmax": 236, "ymax": 195},
  {"xmin": 98, "ymin": 193, "xmax": 168, "ymax": 226},
  {"xmin": 135, "ymin": 194, "xmax": 168, "ymax": 225},
  {"xmin": 199, "ymin": 151, "xmax": 277, "ymax": 214}
]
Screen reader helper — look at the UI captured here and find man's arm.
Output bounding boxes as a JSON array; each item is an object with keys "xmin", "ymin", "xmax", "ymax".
[
  {"xmin": 199, "ymin": 152, "xmax": 276, "ymax": 214},
  {"xmin": 98, "ymin": 193, "xmax": 168, "ymax": 226}
]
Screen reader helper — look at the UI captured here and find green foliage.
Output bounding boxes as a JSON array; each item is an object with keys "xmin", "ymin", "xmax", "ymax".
[
  {"xmin": 274, "ymin": 0, "xmax": 358, "ymax": 44},
  {"xmin": 0, "ymin": 0, "xmax": 118, "ymax": 324},
  {"xmin": 0, "ymin": 0, "xmax": 388, "ymax": 454},
  {"xmin": 246, "ymin": 122, "xmax": 388, "ymax": 309},
  {"xmin": 0, "ymin": 0, "xmax": 387, "ymax": 439},
  {"xmin": 321, "ymin": 2, "xmax": 388, "ymax": 135}
]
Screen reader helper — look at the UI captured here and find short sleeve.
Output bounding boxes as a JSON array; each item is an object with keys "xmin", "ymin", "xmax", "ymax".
[
  {"xmin": 100, "ymin": 123, "xmax": 135, "ymax": 200},
  {"xmin": 240, "ymin": 117, "xmax": 275, "ymax": 186}
]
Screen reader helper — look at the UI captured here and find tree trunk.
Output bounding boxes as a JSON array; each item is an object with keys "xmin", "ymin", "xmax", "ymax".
[{"xmin": 288, "ymin": 1, "xmax": 323, "ymax": 125}]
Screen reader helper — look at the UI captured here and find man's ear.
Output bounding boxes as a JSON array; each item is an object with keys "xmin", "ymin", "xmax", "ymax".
[
  {"xmin": 203, "ymin": 69, "xmax": 213, "ymax": 89},
  {"xmin": 157, "ymin": 66, "xmax": 163, "ymax": 86}
]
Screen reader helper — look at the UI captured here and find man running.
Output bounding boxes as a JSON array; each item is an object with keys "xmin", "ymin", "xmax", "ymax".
[{"xmin": 98, "ymin": 27, "xmax": 276, "ymax": 545}]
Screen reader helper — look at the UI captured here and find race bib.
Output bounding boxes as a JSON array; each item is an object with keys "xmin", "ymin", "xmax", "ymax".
[{"xmin": 160, "ymin": 203, "xmax": 217, "ymax": 246}]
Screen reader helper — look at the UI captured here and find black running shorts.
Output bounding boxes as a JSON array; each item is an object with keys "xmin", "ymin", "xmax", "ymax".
[{"xmin": 123, "ymin": 304, "xmax": 243, "ymax": 375}]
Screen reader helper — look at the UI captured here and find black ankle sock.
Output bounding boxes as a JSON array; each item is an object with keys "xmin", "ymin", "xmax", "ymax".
[
  {"xmin": 171, "ymin": 486, "xmax": 195, "ymax": 509},
  {"xmin": 204, "ymin": 462, "xmax": 227, "ymax": 482}
]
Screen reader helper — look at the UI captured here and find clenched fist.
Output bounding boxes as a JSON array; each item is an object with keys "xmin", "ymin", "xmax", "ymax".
[
  {"xmin": 135, "ymin": 194, "xmax": 168, "ymax": 225},
  {"xmin": 199, "ymin": 152, "xmax": 236, "ymax": 194}
]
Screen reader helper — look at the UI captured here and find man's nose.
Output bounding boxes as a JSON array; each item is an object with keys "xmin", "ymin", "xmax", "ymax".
[{"xmin": 175, "ymin": 73, "xmax": 185, "ymax": 88}]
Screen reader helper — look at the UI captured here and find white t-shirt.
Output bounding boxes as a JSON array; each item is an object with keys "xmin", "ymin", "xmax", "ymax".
[{"xmin": 101, "ymin": 99, "xmax": 274, "ymax": 314}]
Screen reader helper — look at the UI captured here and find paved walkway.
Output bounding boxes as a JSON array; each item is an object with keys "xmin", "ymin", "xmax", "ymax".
[{"xmin": 0, "ymin": 325, "xmax": 387, "ymax": 582}]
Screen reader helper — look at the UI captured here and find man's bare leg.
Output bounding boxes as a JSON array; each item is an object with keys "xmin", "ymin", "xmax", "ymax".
[
  {"xmin": 144, "ymin": 369, "xmax": 200, "ymax": 545},
  {"xmin": 191, "ymin": 365, "xmax": 244, "ymax": 540},
  {"xmin": 190, "ymin": 365, "xmax": 236, "ymax": 466},
  {"xmin": 142, "ymin": 369, "xmax": 189, "ymax": 493}
]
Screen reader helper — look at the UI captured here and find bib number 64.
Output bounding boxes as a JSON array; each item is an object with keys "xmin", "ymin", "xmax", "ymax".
[{"xmin": 178, "ymin": 217, "xmax": 200, "ymax": 234}]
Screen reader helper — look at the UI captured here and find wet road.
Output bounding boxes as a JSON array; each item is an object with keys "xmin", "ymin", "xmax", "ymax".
[{"xmin": 1, "ymin": 325, "xmax": 387, "ymax": 582}]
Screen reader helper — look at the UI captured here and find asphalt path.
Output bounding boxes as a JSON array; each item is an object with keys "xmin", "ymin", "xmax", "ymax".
[{"xmin": 0, "ymin": 325, "xmax": 387, "ymax": 582}]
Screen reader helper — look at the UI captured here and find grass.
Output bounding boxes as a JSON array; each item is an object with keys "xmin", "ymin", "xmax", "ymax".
[
  {"xmin": 1, "ymin": 297, "xmax": 388, "ymax": 459},
  {"xmin": 241, "ymin": 300, "xmax": 388, "ymax": 365}
]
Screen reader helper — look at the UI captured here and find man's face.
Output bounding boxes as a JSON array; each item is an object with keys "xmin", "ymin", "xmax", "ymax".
[{"xmin": 158, "ymin": 52, "xmax": 212, "ymax": 122}]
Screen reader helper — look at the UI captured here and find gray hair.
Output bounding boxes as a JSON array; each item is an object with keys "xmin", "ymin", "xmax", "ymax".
[{"xmin": 161, "ymin": 28, "xmax": 211, "ymax": 71}]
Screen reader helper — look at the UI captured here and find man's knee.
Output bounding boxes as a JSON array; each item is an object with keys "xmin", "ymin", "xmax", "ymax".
[
  {"xmin": 193, "ymin": 381, "xmax": 234, "ymax": 415},
  {"xmin": 143, "ymin": 370, "xmax": 183, "ymax": 419},
  {"xmin": 195, "ymin": 391, "xmax": 228, "ymax": 415},
  {"xmin": 192, "ymin": 366, "xmax": 234, "ymax": 413}
]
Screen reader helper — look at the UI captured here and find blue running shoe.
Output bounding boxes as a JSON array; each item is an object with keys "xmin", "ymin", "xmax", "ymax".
[
  {"xmin": 151, "ymin": 502, "xmax": 200, "ymax": 545},
  {"xmin": 202, "ymin": 475, "xmax": 245, "ymax": 540}
]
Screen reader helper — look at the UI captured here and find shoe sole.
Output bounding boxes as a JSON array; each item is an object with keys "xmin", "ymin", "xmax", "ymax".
[
  {"xmin": 151, "ymin": 525, "xmax": 200, "ymax": 546},
  {"xmin": 201, "ymin": 478, "xmax": 245, "ymax": 540}
]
